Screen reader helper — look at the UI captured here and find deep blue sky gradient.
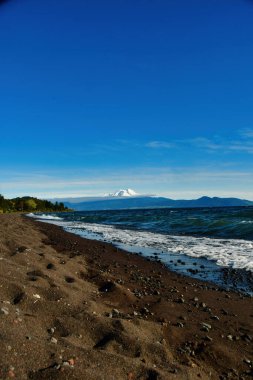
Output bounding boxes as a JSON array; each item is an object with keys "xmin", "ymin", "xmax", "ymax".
[{"xmin": 1, "ymin": 0, "xmax": 253, "ymax": 198}]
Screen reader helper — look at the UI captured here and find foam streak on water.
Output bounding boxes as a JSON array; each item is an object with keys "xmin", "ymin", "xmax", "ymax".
[{"xmin": 28, "ymin": 213, "xmax": 64, "ymax": 221}]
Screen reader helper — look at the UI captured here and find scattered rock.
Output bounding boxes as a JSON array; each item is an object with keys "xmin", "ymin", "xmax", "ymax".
[
  {"xmin": 201, "ymin": 323, "xmax": 212, "ymax": 332},
  {"xmin": 46, "ymin": 263, "xmax": 55, "ymax": 270},
  {"xmin": 13, "ymin": 292, "xmax": 25, "ymax": 305},
  {"xmin": 0, "ymin": 307, "xmax": 9, "ymax": 315},
  {"xmin": 99, "ymin": 281, "xmax": 116, "ymax": 293},
  {"xmin": 65, "ymin": 276, "xmax": 75, "ymax": 283},
  {"xmin": 112, "ymin": 309, "xmax": 120, "ymax": 317}
]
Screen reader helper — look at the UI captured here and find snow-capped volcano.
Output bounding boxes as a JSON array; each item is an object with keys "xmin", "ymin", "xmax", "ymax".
[{"xmin": 106, "ymin": 189, "xmax": 139, "ymax": 197}]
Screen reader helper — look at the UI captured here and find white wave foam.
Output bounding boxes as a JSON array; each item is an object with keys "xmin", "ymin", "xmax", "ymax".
[
  {"xmin": 30, "ymin": 218, "xmax": 253, "ymax": 272},
  {"xmin": 27, "ymin": 213, "xmax": 64, "ymax": 221}
]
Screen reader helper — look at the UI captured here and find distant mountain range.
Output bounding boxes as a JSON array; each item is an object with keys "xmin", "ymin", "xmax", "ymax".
[{"xmin": 50, "ymin": 189, "xmax": 253, "ymax": 211}]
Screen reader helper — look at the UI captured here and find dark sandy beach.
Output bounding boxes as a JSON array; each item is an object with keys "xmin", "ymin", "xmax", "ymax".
[{"xmin": 0, "ymin": 214, "xmax": 252, "ymax": 379}]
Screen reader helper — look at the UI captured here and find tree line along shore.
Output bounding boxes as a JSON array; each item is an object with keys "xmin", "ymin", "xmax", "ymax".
[{"xmin": 0, "ymin": 194, "xmax": 70, "ymax": 213}]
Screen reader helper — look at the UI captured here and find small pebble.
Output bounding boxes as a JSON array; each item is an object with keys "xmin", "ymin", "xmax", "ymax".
[
  {"xmin": 7, "ymin": 370, "xmax": 15, "ymax": 378},
  {"xmin": 201, "ymin": 322, "xmax": 212, "ymax": 332},
  {"xmin": 0, "ymin": 307, "xmax": 9, "ymax": 315}
]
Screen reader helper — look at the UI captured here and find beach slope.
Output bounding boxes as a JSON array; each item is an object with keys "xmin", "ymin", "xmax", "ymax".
[{"xmin": 0, "ymin": 214, "xmax": 252, "ymax": 379}]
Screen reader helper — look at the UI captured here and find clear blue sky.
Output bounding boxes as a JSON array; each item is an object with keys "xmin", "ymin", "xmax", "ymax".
[{"xmin": 1, "ymin": 0, "xmax": 253, "ymax": 199}]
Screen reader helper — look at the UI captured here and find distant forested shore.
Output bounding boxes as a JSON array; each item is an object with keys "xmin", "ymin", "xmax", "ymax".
[{"xmin": 0, "ymin": 195, "xmax": 69, "ymax": 213}]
